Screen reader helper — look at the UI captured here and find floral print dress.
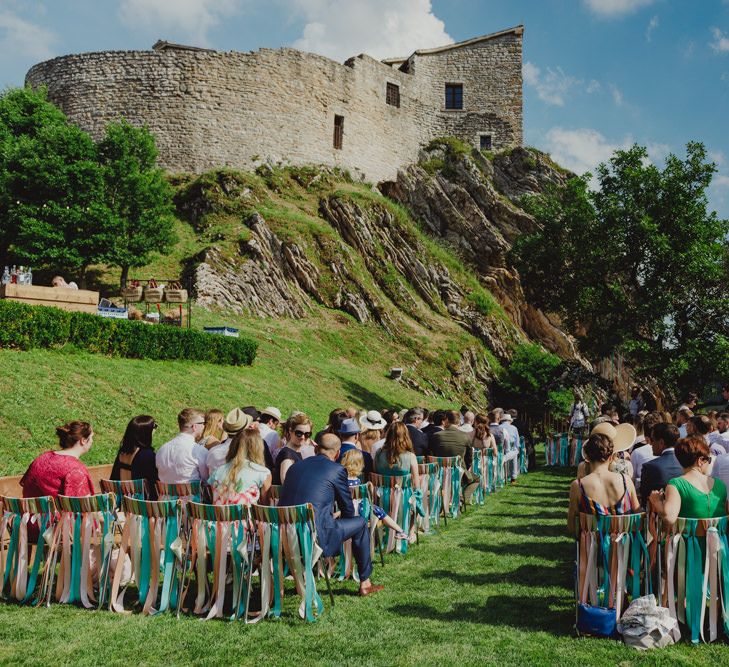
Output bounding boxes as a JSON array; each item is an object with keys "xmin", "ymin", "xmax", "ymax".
[{"xmin": 208, "ymin": 460, "xmax": 270, "ymax": 506}]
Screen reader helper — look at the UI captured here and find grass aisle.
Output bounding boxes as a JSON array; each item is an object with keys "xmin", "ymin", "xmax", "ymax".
[{"xmin": 0, "ymin": 461, "xmax": 725, "ymax": 666}]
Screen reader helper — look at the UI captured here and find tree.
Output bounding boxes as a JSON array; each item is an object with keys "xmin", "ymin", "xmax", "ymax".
[
  {"xmin": 0, "ymin": 88, "xmax": 117, "ymax": 285},
  {"xmin": 96, "ymin": 121, "xmax": 176, "ymax": 287},
  {"xmin": 511, "ymin": 142, "xmax": 729, "ymax": 395}
]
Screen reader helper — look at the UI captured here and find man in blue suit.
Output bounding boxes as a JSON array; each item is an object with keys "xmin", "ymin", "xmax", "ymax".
[
  {"xmin": 640, "ymin": 422, "xmax": 682, "ymax": 507},
  {"xmin": 279, "ymin": 433, "xmax": 383, "ymax": 597}
]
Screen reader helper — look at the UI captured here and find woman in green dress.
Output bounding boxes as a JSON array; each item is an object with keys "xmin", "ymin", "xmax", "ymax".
[{"xmin": 650, "ymin": 435, "xmax": 727, "ymax": 522}]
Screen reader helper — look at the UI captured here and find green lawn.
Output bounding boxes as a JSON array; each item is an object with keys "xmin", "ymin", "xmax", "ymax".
[{"xmin": 0, "ymin": 457, "xmax": 725, "ymax": 666}]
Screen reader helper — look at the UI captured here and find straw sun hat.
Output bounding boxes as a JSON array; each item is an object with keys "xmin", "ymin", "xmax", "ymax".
[{"xmin": 581, "ymin": 422, "xmax": 637, "ymax": 462}]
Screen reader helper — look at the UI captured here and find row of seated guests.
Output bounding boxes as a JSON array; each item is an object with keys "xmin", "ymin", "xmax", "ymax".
[{"xmin": 566, "ymin": 423, "xmax": 727, "ymax": 533}]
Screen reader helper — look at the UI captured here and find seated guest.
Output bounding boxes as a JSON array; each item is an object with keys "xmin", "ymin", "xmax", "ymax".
[
  {"xmin": 273, "ymin": 413, "xmax": 313, "ymax": 484},
  {"xmin": 156, "ymin": 408, "xmax": 209, "ymax": 484},
  {"xmin": 650, "ymin": 435, "xmax": 727, "ymax": 522},
  {"xmin": 110, "ymin": 415, "xmax": 159, "ymax": 498},
  {"xmin": 430, "ymin": 409, "xmax": 480, "ymax": 501},
  {"xmin": 359, "ymin": 427, "xmax": 382, "ymax": 455},
  {"xmin": 423, "ymin": 409, "xmax": 446, "ymax": 450},
  {"xmin": 341, "ymin": 449, "xmax": 407, "ymax": 539},
  {"xmin": 675, "ymin": 407, "xmax": 692, "ymax": 438},
  {"xmin": 206, "ymin": 409, "xmax": 254, "ymax": 476},
  {"xmin": 314, "ymin": 408, "xmax": 346, "ymax": 446},
  {"xmin": 21, "ymin": 421, "xmax": 95, "ymax": 498},
  {"xmin": 627, "ymin": 413, "xmax": 654, "ymax": 486},
  {"xmin": 687, "ymin": 414, "xmax": 724, "ymax": 457},
  {"xmin": 199, "ymin": 409, "xmax": 225, "ymax": 450},
  {"xmin": 208, "ymin": 430, "xmax": 271, "ymax": 505},
  {"xmin": 639, "ymin": 423, "xmax": 682, "ymax": 507},
  {"xmin": 258, "ymin": 406, "xmax": 282, "ymax": 460},
  {"xmin": 402, "ymin": 408, "xmax": 428, "ymax": 456},
  {"xmin": 577, "ymin": 421, "xmax": 635, "ymax": 480},
  {"xmin": 279, "ymin": 433, "xmax": 383, "ymax": 596},
  {"xmin": 337, "ymin": 418, "xmax": 374, "ymax": 476},
  {"xmin": 374, "ymin": 422, "xmax": 420, "ymax": 487},
  {"xmin": 459, "ymin": 411, "xmax": 475, "ymax": 434},
  {"xmin": 470, "ymin": 414, "xmax": 497, "ymax": 456},
  {"xmin": 709, "ymin": 412, "xmax": 729, "ymax": 454},
  {"xmin": 567, "ymin": 428, "xmax": 640, "ymax": 535}
]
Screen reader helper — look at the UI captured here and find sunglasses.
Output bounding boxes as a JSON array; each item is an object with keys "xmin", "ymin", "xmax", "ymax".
[{"xmin": 294, "ymin": 430, "xmax": 311, "ymax": 438}]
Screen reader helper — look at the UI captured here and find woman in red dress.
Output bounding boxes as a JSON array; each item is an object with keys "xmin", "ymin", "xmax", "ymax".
[{"xmin": 21, "ymin": 421, "xmax": 95, "ymax": 498}]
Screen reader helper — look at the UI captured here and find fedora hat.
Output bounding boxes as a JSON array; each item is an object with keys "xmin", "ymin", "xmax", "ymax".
[
  {"xmin": 590, "ymin": 422, "xmax": 636, "ymax": 453},
  {"xmin": 261, "ymin": 406, "xmax": 281, "ymax": 421},
  {"xmin": 359, "ymin": 410, "xmax": 386, "ymax": 430},
  {"xmin": 223, "ymin": 408, "xmax": 252, "ymax": 435},
  {"xmin": 339, "ymin": 418, "xmax": 362, "ymax": 436}
]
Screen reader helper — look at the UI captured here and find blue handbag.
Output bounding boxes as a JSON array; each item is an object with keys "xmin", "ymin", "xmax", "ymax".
[{"xmin": 576, "ymin": 603, "xmax": 619, "ymax": 638}]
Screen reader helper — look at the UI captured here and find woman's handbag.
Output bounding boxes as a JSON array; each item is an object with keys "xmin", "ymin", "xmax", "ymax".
[{"xmin": 576, "ymin": 603, "xmax": 619, "ymax": 638}]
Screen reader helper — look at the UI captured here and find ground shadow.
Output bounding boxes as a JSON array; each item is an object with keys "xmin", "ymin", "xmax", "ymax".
[
  {"xmin": 425, "ymin": 564, "xmax": 573, "ymax": 590},
  {"xmin": 465, "ymin": 540, "xmax": 571, "ymax": 562},
  {"xmin": 478, "ymin": 509, "xmax": 565, "ymax": 520},
  {"xmin": 336, "ymin": 376, "xmax": 406, "ymax": 412},
  {"xmin": 494, "ymin": 522, "xmax": 570, "ymax": 538},
  {"xmin": 389, "ymin": 595, "xmax": 573, "ymax": 635}
]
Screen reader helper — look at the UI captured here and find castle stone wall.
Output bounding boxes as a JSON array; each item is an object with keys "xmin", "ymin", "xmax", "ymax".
[{"xmin": 25, "ymin": 29, "xmax": 522, "ymax": 182}]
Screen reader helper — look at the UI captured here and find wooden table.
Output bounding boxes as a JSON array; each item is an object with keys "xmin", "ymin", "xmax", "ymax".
[{"xmin": 0, "ymin": 284, "xmax": 99, "ymax": 314}]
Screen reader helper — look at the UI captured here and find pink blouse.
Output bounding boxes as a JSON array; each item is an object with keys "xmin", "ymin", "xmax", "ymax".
[{"xmin": 21, "ymin": 451, "xmax": 95, "ymax": 498}]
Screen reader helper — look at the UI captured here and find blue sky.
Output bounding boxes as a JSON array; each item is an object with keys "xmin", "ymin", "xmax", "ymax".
[{"xmin": 2, "ymin": 0, "xmax": 729, "ymax": 216}]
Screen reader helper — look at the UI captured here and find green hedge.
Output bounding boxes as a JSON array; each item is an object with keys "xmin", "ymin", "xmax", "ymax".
[{"xmin": 0, "ymin": 300, "xmax": 257, "ymax": 366}]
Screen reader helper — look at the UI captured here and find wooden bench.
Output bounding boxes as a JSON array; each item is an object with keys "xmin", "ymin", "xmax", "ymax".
[{"xmin": 0, "ymin": 464, "xmax": 114, "ymax": 498}]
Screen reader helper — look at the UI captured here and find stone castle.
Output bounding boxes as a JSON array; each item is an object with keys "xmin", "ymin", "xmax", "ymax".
[{"xmin": 25, "ymin": 25, "xmax": 523, "ymax": 182}]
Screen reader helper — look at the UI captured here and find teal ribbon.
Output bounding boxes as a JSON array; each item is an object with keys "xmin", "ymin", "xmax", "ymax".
[
  {"xmin": 22, "ymin": 513, "xmax": 52, "ymax": 603},
  {"xmin": 269, "ymin": 523, "xmax": 282, "ymax": 618},
  {"xmin": 450, "ymin": 466, "xmax": 461, "ymax": 518},
  {"xmin": 69, "ymin": 513, "xmax": 83, "ymax": 604},
  {"xmin": 138, "ymin": 515, "xmax": 151, "ymax": 605},
  {"xmin": 156, "ymin": 513, "xmax": 179, "ymax": 615},
  {"xmin": 2, "ymin": 515, "xmax": 21, "ymax": 598},
  {"xmin": 297, "ymin": 520, "xmax": 323, "ymax": 622},
  {"xmin": 684, "ymin": 522, "xmax": 704, "ymax": 644}
]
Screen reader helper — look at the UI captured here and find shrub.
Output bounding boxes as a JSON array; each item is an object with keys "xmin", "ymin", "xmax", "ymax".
[{"xmin": 0, "ymin": 300, "xmax": 257, "ymax": 366}]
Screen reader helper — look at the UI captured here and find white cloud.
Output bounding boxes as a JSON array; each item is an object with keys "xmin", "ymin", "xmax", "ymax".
[
  {"xmin": 713, "ymin": 174, "xmax": 729, "ymax": 188},
  {"xmin": 288, "ymin": 0, "xmax": 452, "ymax": 62},
  {"xmin": 0, "ymin": 10, "xmax": 57, "ymax": 61},
  {"xmin": 710, "ymin": 27, "xmax": 729, "ymax": 53},
  {"xmin": 583, "ymin": 0, "xmax": 657, "ymax": 18},
  {"xmin": 586, "ymin": 79, "xmax": 602, "ymax": 94},
  {"xmin": 542, "ymin": 127, "xmax": 633, "ymax": 179},
  {"xmin": 523, "ymin": 61, "xmax": 581, "ymax": 107},
  {"xmin": 608, "ymin": 83, "xmax": 624, "ymax": 106},
  {"xmin": 646, "ymin": 141, "xmax": 670, "ymax": 163},
  {"xmin": 645, "ymin": 15, "xmax": 658, "ymax": 41},
  {"xmin": 118, "ymin": 0, "xmax": 241, "ymax": 46},
  {"xmin": 709, "ymin": 150, "xmax": 726, "ymax": 167}
]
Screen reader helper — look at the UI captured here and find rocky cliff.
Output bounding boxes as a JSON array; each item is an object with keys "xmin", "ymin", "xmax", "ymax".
[{"xmin": 172, "ymin": 143, "xmax": 584, "ymax": 406}]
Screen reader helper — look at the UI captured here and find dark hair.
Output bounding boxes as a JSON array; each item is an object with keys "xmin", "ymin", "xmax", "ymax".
[
  {"xmin": 643, "ymin": 411, "xmax": 664, "ymax": 440},
  {"xmin": 403, "ymin": 408, "xmax": 423, "ymax": 424},
  {"xmin": 583, "ymin": 433, "xmax": 613, "ymax": 463},
  {"xmin": 325, "ymin": 408, "xmax": 346, "ymax": 434},
  {"xmin": 650, "ymin": 422, "xmax": 679, "ymax": 449},
  {"xmin": 473, "ymin": 414, "xmax": 490, "ymax": 441},
  {"xmin": 508, "ymin": 408, "xmax": 518, "ymax": 419},
  {"xmin": 56, "ymin": 421, "xmax": 92, "ymax": 450},
  {"xmin": 444, "ymin": 410, "xmax": 461, "ymax": 426},
  {"xmin": 719, "ymin": 412, "xmax": 729, "ymax": 421},
  {"xmin": 119, "ymin": 415, "xmax": 156, "ymax": 454},
  {"xmin": 689, "ymin": 415, "xmax": 711, "ymax": 436},
  {"xmin": 431, "ymin": 410, "xmax": 446, "ymax": 426},
  {"xmin": 675, "ymin": 435, "xmax": 710, "ymax": 468}
]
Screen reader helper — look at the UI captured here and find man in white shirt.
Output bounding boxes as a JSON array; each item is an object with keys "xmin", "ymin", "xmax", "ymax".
[
  {"xmin": 156, "ymin": 408, "xmax": 209, "ymax": 484},
  {"xmin": 206, "ymin": 408, "xmax": 253, "ymax": 476},
  {"xmin": 676, "ymin": 407, "xmax": 692, "ymax": 438},
  {"xmin": 496, "ymin": 409, "xmax": 519, "ymax": 483},
  {"xmin": 258, "ymin": 406, "xmax": 282, "ymax": 459},
  {"xmin": 708, "ymin": 412, "xmax": 729, "ymax": 454},
  {"xmin": 459, "ymin": 411, "xmax": 475, "ymax": 433}
]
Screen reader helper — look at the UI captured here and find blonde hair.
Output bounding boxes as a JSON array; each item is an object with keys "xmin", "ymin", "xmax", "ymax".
[
  {"xmin": 382, "ymin": 422, "xmax": 413, "ymax": 466},
  {"xmin": 224, "ymin": 430, "xmax": 266, "ymax": 486},
  {"xmin": 202, "ymin": 409, "xmax": 224, "ymax": 441},
  {"xmin": 359, "ymin": 428, "xmax": 381, "ymax": 453},
  {"xmin": 341, "ymin": 449, "xmax": 364, "ymax": 479}
]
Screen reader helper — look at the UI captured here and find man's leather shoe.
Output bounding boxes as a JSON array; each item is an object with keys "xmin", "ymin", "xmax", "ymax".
[{"xmin": 358, "ymin": 584, "xmax": 384, "ymax": 597}]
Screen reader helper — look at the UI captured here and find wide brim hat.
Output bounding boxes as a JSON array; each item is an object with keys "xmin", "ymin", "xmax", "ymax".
[
  {"xmin": 223, "ymin": 408, "xmax": 252, "ymax": 435},
  {"xmin": 590, "ymin": 422, "xmax": 636, "ymax": 453},
  {"xmin": 261, "ymin": 406, "xmax": 281, "ymax": 421},
  {"xmin": 359, "ymin": 410, "xmax": 386, "ymax": 430}
]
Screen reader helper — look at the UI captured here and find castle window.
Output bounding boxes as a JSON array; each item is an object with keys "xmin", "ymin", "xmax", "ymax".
[
  {"xmin": 480, "ymin": 134, "xmax": 492, "ymax": 150},
  {"xmin": 386, "ymin": 82, "xmax": 400, "ymax": 108},
  {"xmin": 333, "ymin": 115, "xmax": 344, "ymax": 150},
  {"xmin": 445, "ymin": 83, "xmax": 463, "ymax": 110}
]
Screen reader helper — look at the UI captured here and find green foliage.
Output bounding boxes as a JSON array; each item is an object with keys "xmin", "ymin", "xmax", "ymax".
[
  {"xmin": 96, "ymin": 120, "xmax": 177, "ymax": 287},
  {"xmin": 495, "ymin": 343, "xmax": 566, "ymax": 420},
  {"xmin": 511, "ymin": 142, "xmax": 729, "ymax": 394},
  {"xmin": 468, "ymin": 288, "xmax": 497, "ymax": 317},
  {"xmin": 0, "ymin": 87, "xmax": 117, "ymax": 284},
  {"xmin": 0, "ymin": 300, "xmax": 257, "ymax": 366},
  {"xmin": 425, "ymin": 136, "xmax": 472, "ymax": 157}
]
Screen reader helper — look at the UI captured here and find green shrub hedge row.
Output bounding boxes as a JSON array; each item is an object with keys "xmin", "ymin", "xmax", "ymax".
[{"xmin": 0, "ymin": 300, "xmax": 257, "ymax": 366}]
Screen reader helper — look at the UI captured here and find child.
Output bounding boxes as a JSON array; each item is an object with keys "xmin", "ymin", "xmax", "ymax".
[{"xmin": 341, "ymin": 449, "xmax": 407, "ymax": 540}]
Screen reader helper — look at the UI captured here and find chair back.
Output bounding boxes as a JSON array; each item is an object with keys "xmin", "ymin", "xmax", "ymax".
[
  {"xmin": 100, "ymin": 478, "xmax": 147, "ymax": 509},
  {"xmin": 576, "ymin": 512, "xmax": 650, "ymax": 627},
  {"xmin": 519, "ymin": 436, "xmax": 528, "ymax": 473},
  {"xmin": 569, "ymin": 435, "xmax": 585, "ymax": 467},
  {"xmin": 658, "ymin": 515, "xmax": 729, "ymax": 643},
  {"xmin": 50, "ymin": 494, "xmax": 117, "ymax": 608},
  {"xmin": 426, "ymin": 456, "xmax": 462, "ymax": 519},
  {"xmin": 368, "ymin": 472, "xmax": 418, "ymax": 554},
  {"xmin": 109, "ymin": 497, "xmax": 183, "ymax": 615},
  {"xmin": 249, "ymin": 503, "xmax": 323, "ymax": 622},
  {"xmin": 417, "ymin": 463, "xmax": 441, "ymax": 533},
  {"xmin": 0, "ymin": 495, "xmax": 56, "ymax": 605},
  {"xmin": 178, "ymin": 501, "xmax": 252, "ymax": 621},
  {"xmin": 469, "ymin": 450, "xmax": 485, "ymax": 506},
  {"xmin": 155, "ymin": 481, "xmax": 202, "ymax": 503}
]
